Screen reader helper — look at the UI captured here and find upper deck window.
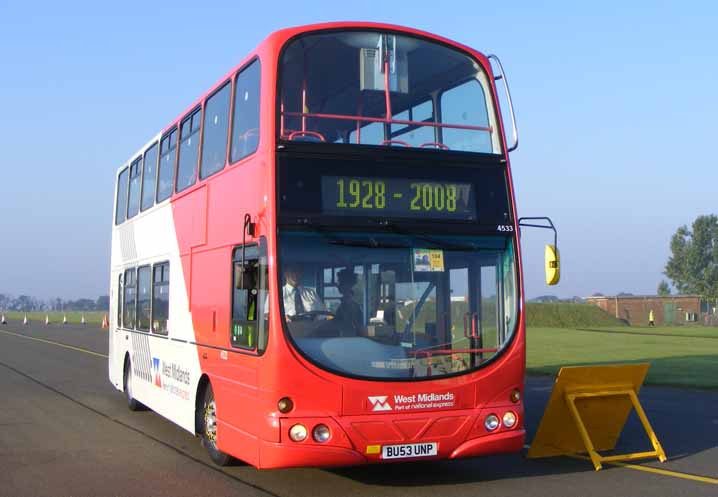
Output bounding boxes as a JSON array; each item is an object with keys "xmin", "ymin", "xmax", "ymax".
[
  {"xmin": 230, "ymin": 60, "xmax": 261, "ymax": 163},
  {"xmin": 115, "ymin": 167, "xmax": 129, "ymax": 225},
  {"xmin": 127, "ymin": 157, "xmax": 142, "ymax": 219},
  {"xmin": 279, "ymin": 31, "xmax": 501, "ymax": 154},
  {"xmin": 176, "ymin": 108, "xmax": 202, "ymax": 193},
  {"xmin": 200, "ymin": 81, "xmax": 231, "ymax": 179},
  {"xmin": 141, "ymin": 142, "xmax": 158, "ymax": 212},
  {"xmin": 157, "ymin": 128, "xmax": 177, "ymax": 202}
]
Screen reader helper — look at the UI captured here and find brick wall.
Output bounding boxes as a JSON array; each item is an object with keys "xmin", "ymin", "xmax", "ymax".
[{"xmin": 586, "ymin": 296, "xmax": 701, "ymax": 326}]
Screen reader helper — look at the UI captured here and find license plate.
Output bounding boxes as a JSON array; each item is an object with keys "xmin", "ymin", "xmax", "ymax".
[{"xmin": 381, "ymin": 442, "xmax": 438, "ymax": 459}]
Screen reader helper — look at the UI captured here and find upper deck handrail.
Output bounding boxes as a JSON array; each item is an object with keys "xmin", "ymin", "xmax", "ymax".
[
  {"xmin": 280, "ymin": 111, "xmax": 494, "ymax": 134},
  {"xmin": 487, "ymin": 54, "xmax": 518, "ymax": 152}
]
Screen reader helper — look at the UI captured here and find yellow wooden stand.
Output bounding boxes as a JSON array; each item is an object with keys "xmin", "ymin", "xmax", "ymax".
[{"xmin": 528, "ymin": 364, "xmax": 667, "ymax": 471}]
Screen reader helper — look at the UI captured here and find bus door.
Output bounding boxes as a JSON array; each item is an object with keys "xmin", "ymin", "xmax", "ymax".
[
  {"xmin": 110, "ymin": 271, "xmax": 125, "ymax": 386},
  {"xmin": 445, "ymin": 254, "xmax": 500, "ymax": 370}
]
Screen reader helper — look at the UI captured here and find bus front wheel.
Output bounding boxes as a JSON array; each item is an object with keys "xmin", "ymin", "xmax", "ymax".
[
  {"xmin": 123, "ymin": 357, "xmax": 144, "ymax": 411},
  {"xmin": 199, "ymin": 384, "xmax": 233, "ymax": 466}
]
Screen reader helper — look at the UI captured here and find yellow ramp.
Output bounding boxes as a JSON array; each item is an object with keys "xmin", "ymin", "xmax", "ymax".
[{"xmin": 527, "ymin": 363, "xmax": 666, "ymax": 470}]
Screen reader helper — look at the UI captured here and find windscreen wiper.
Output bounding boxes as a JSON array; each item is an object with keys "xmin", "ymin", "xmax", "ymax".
[{"xmin": 329, "ymin": 238, "xmax": 410, "ymax": 249}]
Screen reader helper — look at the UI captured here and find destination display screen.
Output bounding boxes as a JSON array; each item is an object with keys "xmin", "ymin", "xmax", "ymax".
[
  {"xmin": 321, "ymin": 176, "xmax": 477, "ymax": 220},
  {"xmin": 277, "ymin": 154, "xmax": 511, "ymax": 227}
]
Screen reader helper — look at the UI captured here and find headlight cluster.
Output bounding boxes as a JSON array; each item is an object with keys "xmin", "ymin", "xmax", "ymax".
[
  {"xmin": 288, "ymin": 423, "xmax": 332, "ymax": 443},
  {"xmin": 484, "ymin": 411, "xmax": 518, "ymax": 431}
]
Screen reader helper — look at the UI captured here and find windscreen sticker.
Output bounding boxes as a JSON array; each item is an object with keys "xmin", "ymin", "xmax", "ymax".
[{"xmin": 413, "ymin": 249, "xmax": 445, "ymax": 272}]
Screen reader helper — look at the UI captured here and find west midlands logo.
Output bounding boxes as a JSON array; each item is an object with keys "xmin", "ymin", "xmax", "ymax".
[
  {"xmin": 152, "ymin": 357, "xmax": 162, "ymax": 387},
  {"xmin": 368, "ymin": 396, "xmax": 392, "ymax": 412}
]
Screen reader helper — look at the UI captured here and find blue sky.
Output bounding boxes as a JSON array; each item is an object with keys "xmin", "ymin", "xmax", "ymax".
[{"xmin": 0, "ymin": 1, "xmax": 716, "ymax": 300}]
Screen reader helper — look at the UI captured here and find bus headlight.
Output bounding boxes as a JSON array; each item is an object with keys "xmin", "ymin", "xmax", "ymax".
[
  {"xmin": 278, "ymin": 397, "xmax": 294, "ymax": 413},
  {"xmin": 312, "ymin": 424, "xmax": 331, "ymax": 443},
  {"xmin": 484, "ymin": 414, "xmax": 500, "ymax": 431},
  {"xmin": 503, "ymin": 411, "xmax": 517, "ymax": 428},
  {"xmin": 289, "ymin": 424, "xmax": 307, "ymax": 442}
]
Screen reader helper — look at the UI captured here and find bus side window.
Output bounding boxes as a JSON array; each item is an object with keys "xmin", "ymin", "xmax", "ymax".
[
  {"xmin": 136, "ymin": 266, "xmax": 151, "ymax": 332},
  {"xmin": 176, "ymin": 108, "xmax": 202, "ymax": 193},
  {"xmin": 115, "ymin": 167, "xmax": 129, "ymax": 225},
  {"xmin": 230, "ymin": 59, "xmax": 260, "ymax": 163},
  {"xmin": 117, "ymin": 273, "xmax": 123, "ymax": 328},
  {"xmin": 200, "ymin": 81, "xmax": 231, "ymax": 180},
  {"xmin": 152, "ymin": 262, "xmax": 170, "ymax": 335},
  {"xmin": 231, "ymin": 242, "xmax": 268, "ymax": 352},
  {"xmin": 140, "ymin": 142, "xmax": 158, "ymax": 212},
  {"xmin": 157, "ymin": 128, "xmax": 177, "ymax": 202},
  {"xmin": 127, "ymin": 157, "xmax": 142, "ymax": 219},
  {"xmin": 123, "ymin": 268, "xmax": 137, "ymax": 329}
]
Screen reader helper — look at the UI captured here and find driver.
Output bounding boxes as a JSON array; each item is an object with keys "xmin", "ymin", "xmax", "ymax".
[{"xmin": 282, "ymin": 264, "xmax": 326, "ymax": 319}]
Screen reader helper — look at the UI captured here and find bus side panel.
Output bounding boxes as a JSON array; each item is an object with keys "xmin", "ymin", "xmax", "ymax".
[
  {"xmin": 109, "ymin": 202, "xmax": 202, "ymax": 434},
  {"xmin": 170, "ymin": 157, "xmax": 273, "ymax": 459},
  {"xmin": 188, "ymin": 245, "xmax": 265, "ymax": 463}
]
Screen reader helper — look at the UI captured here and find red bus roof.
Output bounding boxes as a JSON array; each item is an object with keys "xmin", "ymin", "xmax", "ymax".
[{"xmin": 161, "ymin": 21, "xmax": 492, "ymax": 136}]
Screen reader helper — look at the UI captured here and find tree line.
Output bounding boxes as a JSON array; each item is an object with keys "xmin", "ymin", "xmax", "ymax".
[
  {"xmin": 662, "ymin": 214, "xmax": 718, "ymax": 300},
  {"xmin": 0, "ymin": 294, "xmax": 109, "ymax": 312}
]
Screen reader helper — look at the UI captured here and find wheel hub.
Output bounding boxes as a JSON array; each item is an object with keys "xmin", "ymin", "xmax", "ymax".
[{"xmin": 204, "ymin": 400, "xmax": 217, "ymax": 443}]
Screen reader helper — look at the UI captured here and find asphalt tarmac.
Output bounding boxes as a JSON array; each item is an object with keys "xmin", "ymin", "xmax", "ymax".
[{"xmin": 0, "ymin": 321, "xmax": 716, "ymax": 497}]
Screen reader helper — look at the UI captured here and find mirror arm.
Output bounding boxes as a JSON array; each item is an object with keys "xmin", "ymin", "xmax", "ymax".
[
  {"xmin": 518, "ymin": 216, "xmax": 557, "ymax": 251},
  {"xmin": 240, "ymin": 214, "xmax": 256, "ymax": 288}
]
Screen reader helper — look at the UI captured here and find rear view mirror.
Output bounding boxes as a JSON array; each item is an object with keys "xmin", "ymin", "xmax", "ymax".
[
  {"xmin": 235, "ymin": 262, "xmax": 258, "ymax": 290},
  {"xmin": 545, "ymin": 244, "xmax": 560, "ymax": 285},
  {"xmin": 518, "ymin": 217, "xmax": 560, "ymax": 287}
]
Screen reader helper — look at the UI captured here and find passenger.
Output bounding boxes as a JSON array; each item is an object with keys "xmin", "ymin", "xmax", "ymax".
[
  {"xmin": 335, "ymin": 269, "xmax": 365, "ymax": 336},
  {"xmin": 282, "ymin": 264, "xmax": 325, "ymax": 319}
]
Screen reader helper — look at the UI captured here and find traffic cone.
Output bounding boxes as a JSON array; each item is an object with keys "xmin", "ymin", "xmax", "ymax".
[
  {"xmin": 1, "ymin": 314, "xmax": 6, "ymax": 325},
  {"xmin": 45, "ymin": 314, "xmax": 50, "ymax": 325},
  {"xmin": 63, "ymin": 314, "xmax": 67, "ymax": 325},
  {"xmin": 81, "ymin": 314, "xmax": 86, "ymax": 325},
  {"xmin": 101, "ymin": 314, "xmax": 108, "ymax": 329},
  {"xmin": 23, "ymin": 314, "xmax": 28, "ymax": 325}
]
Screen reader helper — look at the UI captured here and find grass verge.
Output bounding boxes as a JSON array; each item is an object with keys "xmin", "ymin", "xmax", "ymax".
[
  {"xmin": 527, "ymin": 326, "xmax": 718, "ymax": 389},
  {"xmin": 526, "ymin": 303, "xmax": 627, "ymax": 328},
  {"xmin": 1, "ymin": 311, "xmax": 106, "ymax": 325}
]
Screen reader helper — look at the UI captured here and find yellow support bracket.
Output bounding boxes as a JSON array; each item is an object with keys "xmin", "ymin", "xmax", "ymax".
[
  {"xmin": 565, "ymin": 388, "xmax": 667, "ymax": 470},
  {"xmin": 528, "ymin": 364, "xmax": 667, "ymax": 471}
]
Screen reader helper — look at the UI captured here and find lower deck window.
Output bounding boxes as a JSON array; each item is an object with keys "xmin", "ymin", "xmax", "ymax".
[
  {"xmin": 231, "ymin": 241, "xmax": 268, "ymax": 352},
  {"xmin": 123, "ymin": 268, "xmax": 136, "ymax": 329},
  {"xmin": 152, "ymin": 263, "xmax": 170, "ymax": 334}
]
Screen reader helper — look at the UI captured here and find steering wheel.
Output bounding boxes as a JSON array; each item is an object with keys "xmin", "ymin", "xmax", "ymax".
[{"xmin": 290, "ymin": 310, "xmax": 336, "ymax": 322}]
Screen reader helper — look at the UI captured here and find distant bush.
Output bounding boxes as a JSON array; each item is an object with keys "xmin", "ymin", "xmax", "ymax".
[{"xmin": 526, "ymin": 303, "xmax": 627, "ymax": 328}]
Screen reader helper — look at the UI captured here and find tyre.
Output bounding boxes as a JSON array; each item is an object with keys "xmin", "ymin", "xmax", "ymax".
[
  {"xmin": 124, "ymin": 358, "xmax": 144, "ymax": 411},
  {"xmin": 199, "ymin": 384, "xmax": 233, "ymax": 466}
]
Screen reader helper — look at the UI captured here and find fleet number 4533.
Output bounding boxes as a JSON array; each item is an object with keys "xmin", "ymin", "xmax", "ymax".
[{"xmin": 497, "ymin": 225, "xmax": 514, "ymax": 232}]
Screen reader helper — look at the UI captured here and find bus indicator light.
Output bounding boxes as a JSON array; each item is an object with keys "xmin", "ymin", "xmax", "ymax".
[
  {"xmin": 278, "ymin": 397, "xmax": 294, "ymax": 413},
  {"xmin": 510, "ymin": 389, "xmax": 521, "ymax": 403}
]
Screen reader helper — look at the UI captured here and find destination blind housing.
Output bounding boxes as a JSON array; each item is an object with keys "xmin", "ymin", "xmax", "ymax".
[{"xmin": 278, "ymin": 153, "xmax": 512, "ymax": 227}]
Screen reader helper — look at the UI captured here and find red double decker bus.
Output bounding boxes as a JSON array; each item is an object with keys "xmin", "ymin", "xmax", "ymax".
[{"xmin": 109, "ymin": 21, "xmax": 558, "ymax": 469}]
